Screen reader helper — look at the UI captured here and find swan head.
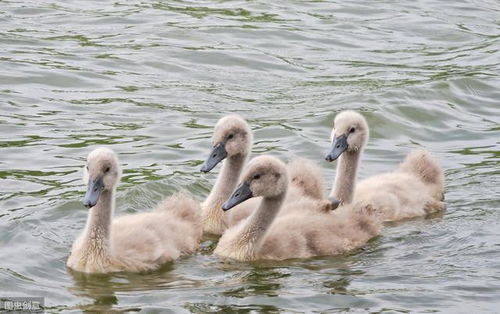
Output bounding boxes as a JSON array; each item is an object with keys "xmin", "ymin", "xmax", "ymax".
[
  {"xmin": 82, "ymin": 147, "xmax": 122, "ymax": 208},
  {"xmin": 325, "ymin": 110, "xmax": 369, "ymax": 162},
  {"xmin": 222, "ymin": 155, "xmax": 288, "ymax": 211},
  {"xmin": 201, "ymin": 115, "xmax": 253, "ymax": 173}
]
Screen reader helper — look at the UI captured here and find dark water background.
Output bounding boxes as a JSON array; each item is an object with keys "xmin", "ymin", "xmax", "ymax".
[{"xmin": 1, "ymin": 0, "xmax": 499, "ymax": 312}]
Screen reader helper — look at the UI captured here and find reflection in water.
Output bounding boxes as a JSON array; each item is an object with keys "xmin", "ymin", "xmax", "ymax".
[
  {"xmin": 221, "ymin": 267, "xmax": 288, "ymax": 298},
  {"xmin": 324, "ymin": 278, "xmax": 351, "ymax": 295},
  {"xmin": 67, "ymin": 263, "xmax": 191, "ymax": 312},
  {"xmin": 68, "ymin": 270, "xmax": 119, "ymax": 312}
]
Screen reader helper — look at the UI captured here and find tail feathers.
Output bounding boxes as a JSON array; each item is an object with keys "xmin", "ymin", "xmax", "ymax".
[
  {"xmin": 286, "ymin": 157, "xmax": 325, "ymax": 200},
  {"xmin": 356, "ymin": 202, "xmax": 383, "ymax": 235},
  {"xmin": 338, "ymin": 201, "xmax": 383, "ymax": 239},
  {"xmin": 156, "ymin": 192, "xmax": 201, "ymax": 224},
  {"xmin": 399, "ymin": 150, "xmax": 444, "ymax": 188}
]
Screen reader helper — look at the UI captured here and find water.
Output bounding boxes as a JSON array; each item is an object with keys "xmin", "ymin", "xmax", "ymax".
[{"xmin": 1, "ymin": 0, "xmax": 499, "ymax": 312}]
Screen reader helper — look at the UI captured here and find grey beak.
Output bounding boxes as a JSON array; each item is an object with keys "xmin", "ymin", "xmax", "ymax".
[
  {"xmin": 222, "ymin": 182, "xmax": 253, "ymax": 211},
  {"xmin": 83, "ymin": 176, "xmax": 104, "ymax": 208},
  {"xmin": 201, "ymin": 142, "xmax": 227, "ymax": 173},
  {"xmin": 325, "ymin": 134, "xmax": 348, "ymax": 162}
]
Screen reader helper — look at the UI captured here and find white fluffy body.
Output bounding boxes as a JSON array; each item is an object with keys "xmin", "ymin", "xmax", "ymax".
[{"xmin": 67, "ymin": 148, "xmax": 202, "ymax": 273}]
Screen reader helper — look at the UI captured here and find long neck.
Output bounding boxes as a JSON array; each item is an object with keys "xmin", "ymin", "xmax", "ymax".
[
  {"xmin": 203, "ymin": 154, "xmax": 246, "ymax": 230},
  {"xmin": 330, "ymin": 150, "xmax": 361, "ymax": 205},
  {"xmin": 234, "ymin": 191, "xmax": 286, "ymax": 257},
  {"xmin": 82, "ymin": 189, "xmax": 114, "ymax": 255}
]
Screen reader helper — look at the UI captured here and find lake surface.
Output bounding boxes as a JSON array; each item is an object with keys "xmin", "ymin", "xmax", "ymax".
[{"xmin": 1, "ymin": 0, "xmax": 499, "ymax": 312}]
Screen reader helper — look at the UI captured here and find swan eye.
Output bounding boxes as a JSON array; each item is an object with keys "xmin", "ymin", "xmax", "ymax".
[
  {"xmin": 227, "ymin": 134, "xmax": 234, "ymax": 140},
  {"xmin": 104, "ymin": 166, "xmax": 111, "ymax": 173},
  {"xmin": 253, "ymin": 174, "xmax": 261, "ymax": 180},
  {"xmin": 349, "ymin": 127, "xmax": 356, "ymax": 134}
]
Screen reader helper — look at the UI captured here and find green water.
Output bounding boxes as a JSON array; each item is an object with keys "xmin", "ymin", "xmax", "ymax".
[{"xmin": 1, "ymin": 0, "xmax": 499, "ymax": 312}]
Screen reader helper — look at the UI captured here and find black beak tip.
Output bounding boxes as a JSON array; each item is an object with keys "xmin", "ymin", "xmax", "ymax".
[
  {"xmin": 328, "ymin": 197, "xmax": 341, "ymax": 210},
  {"xmin": 325, "ymin": 154, "xmax": 333, "ymax": 162},
  {"xmin": 221, "ymin": 202, "xmax": 231, "ymax": 211},
  {"xmin": 200, "ymin": 164, "xmax": 214, "ymax": 173},
  {"xmin": 83, "ymin": 202, "xmax": 93, "ymax": 208}
]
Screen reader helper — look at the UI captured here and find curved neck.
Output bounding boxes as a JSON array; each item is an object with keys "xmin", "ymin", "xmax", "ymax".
[
  {"xmin": 330, "ymin": 150, "xmax": 361, "ymax": 205},
  {"xmin": 234, "ymin": 191, "xmax": 286, "ymax": 257},
  {"xmin": 203, "ymin": 154, "xmax": 246, "ymax": 230},
  {"xmin": 82, "ymin": 189, "xmax": 114, "ymax": 255}
]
